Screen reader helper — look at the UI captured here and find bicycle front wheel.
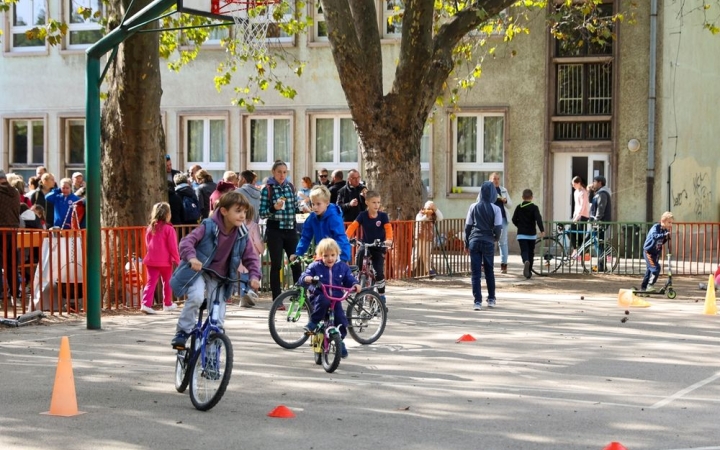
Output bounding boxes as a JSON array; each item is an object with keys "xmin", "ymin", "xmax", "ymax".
[
  {"xmin": 581, "ymin": 242, "xmax": 619, "ymax": 274},
  {"xmin": 322, "ymin": 333, "xmax": 342, "ymax": 373},
  {"xmin": 268, "ymin": 289, "xmax": 311, "ymax": 349},
  {"xmin": 346, "ymin": 289, "xmax": 387, "ymax": 345},
  {"xmin": 532, "ymin": 237, "xmax": 566, "ymax": 275},
  {"xmin": 189, "ymin": 333, "xmax": 233, "ymax": 411}
]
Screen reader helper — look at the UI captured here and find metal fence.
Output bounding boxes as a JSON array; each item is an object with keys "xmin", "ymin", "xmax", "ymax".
[{"xmin": 1, "ymin": 220, "xmax": 717, "ymax": 318}]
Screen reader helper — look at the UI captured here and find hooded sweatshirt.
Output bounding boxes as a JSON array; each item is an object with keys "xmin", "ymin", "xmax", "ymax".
[
  {"xmin": 591, "ymin": 186, "xmax": 612, "ymax": 222},
  {"xmin": 465, "ymin": 181, "xmax": 503, "ymax": 247},
  {"xmin": 236, "ymin": 183, "xmax": 261, "ymax": 223},
  {"xmin": 295, "ymin": 203, "xmax": 352, "ymax": 262}
]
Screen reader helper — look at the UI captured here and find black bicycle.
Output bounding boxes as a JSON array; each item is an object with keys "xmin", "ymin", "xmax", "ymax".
[{"xmin": 174, "ymin": 268, "xmax": 240, "ymax": 411}]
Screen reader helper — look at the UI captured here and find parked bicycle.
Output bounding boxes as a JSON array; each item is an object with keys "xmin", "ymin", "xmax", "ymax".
[
  {"xmin": 268, "ymin": 257, "xmax": 387, "ymax": 349},
  {"xmin": 533, "ymin": 223, "xmax": 619, "ymax": 275},
  {"xmin": 174, "ymin": 268, "xmax": 239, "ymax": 411}
]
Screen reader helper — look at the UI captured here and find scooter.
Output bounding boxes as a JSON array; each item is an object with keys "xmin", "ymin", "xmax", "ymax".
[{"xmin": 633, "ymin": 252, "xmax": 676, "ymax": 299}]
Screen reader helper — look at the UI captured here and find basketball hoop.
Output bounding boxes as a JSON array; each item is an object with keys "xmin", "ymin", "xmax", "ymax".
[{"xmin": 211, "ymin": 0, "xmax": 281, "ymax": 56}]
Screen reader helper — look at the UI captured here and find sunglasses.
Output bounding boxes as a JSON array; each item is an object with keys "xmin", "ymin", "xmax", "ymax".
[{"xmin": 319, "ymin": 175, "xmax": 328, "ymax": 178}]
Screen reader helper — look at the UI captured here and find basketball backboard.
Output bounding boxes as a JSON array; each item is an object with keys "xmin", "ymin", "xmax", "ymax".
[{"xmin": 177, "ymin": 0, "xmax": 248, "ymax": 22}]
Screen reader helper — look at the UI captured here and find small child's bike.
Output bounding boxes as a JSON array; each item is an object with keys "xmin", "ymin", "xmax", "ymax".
[
  {"xmin": 174, "ymin": 268, "xmax": 240, "ymax": 411},
  {"xmin": 632, "ymin": 252, "xmax": 676, "ymax": 299},
  {"xmin": 306, "ymin": 277, "xmax": 357, "ymax": 373}
]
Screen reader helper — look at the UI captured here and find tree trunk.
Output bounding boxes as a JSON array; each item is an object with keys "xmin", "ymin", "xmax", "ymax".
[{"xmin": 100, "ymin": 0, "xmax": 166, "ymax": 306}]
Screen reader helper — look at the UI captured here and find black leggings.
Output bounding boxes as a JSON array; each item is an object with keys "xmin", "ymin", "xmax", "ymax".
[
  {"xmin": 570, "ymin": 217, "xmax": 589, "ymax": 250},
  {"xmin": 265, "ymin": 227, "xmax": 301, "ymax": 300}
]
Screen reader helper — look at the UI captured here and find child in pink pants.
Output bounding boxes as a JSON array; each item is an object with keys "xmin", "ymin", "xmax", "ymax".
[{"xmin": 141, "ymin": 202, "xmax": 180, "ymax": 314}]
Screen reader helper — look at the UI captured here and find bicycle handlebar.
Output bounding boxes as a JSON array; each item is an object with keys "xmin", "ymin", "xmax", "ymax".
[
  {"xmin": 309, "ymin": 276, "xmax": 358, "ymax": 302},
  {"xmin": 349, "ymin": 238, "xmax": 391, "ymax": 249},
  {"xmin": 202, "ymin": 267, "xmax": 244, "ymax": 284}
]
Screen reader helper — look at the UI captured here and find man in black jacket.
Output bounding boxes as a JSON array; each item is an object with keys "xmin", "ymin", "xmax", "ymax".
[
  {"xmin": 328, "ymin": 170, "xmax": 346, "ymax": 205},
  {"xmin": 336, "ymin": 169, "xmax": 367, "ymax": 222}
]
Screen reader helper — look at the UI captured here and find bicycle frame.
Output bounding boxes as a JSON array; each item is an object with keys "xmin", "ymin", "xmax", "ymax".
[
  {"xmin": 350, "ymin": 239, "xmax": 389, "ymax": 288},
  {"xmin": 309, "ymin": 279, "xmax": 355, "ymax": 347}
]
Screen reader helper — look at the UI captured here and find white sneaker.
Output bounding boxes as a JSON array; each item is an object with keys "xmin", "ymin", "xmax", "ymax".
[
  {"xmin": 240, "ymin": 292, "xmax": 256, "ymax": 308},
  {"xmin": 140, "ymin": 304, "xmax": 156, "ymax": 315},
  {"xmin": 163, "ymin": 303, "xmax": 178, "ymax": 312}
]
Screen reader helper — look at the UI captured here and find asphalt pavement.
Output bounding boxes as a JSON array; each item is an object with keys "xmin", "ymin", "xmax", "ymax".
[{"xmin": 1, "ymin": 271, "xmax": 720, "ymax": 450}]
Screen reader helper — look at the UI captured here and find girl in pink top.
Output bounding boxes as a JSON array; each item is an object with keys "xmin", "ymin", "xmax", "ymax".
[
  {"xmin": 141, "ymin": 202, "xmax": 181, "ymax": 314},
  {"xmin": 570, "ymin": 176, "xmax": 590, "ymax": 258}
]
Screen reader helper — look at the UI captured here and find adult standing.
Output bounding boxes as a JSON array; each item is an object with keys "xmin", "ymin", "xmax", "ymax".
[
  {"xmin": 167, "ymin": 181, "xmax": 184, "ymax": 226},
  {"xmin": 569, "ymin": 176, "xmax": 590, "ymax": 258},
  {"xmin": 486, "ymin": 172, "xmax": 512, "ymax": 273},
  {"xmin": 0, "ymin": 170, "xmax": 21, "ymax": 299},
  {"xmin": 315, "ymin": 168, "xmax": 331, "ymax": 187},
  {"xmin": 165, "ymin": 154, "xmax": 181, "ymax": 183},
  {"xmin": 412, "ymin": 201, "xmax": 443, "ymax": 277},
  {"xmin": 259, "ymin": 160, "xmax": 302, "ymax": 300},
  {"xmin": 236, "ymin": 170, "xmax": 261, "ymax": 222},
  {"xmin": 590, "ymin": 176, "xmax": 612, "ymax": 254},
  {"xmin": 193, "ymin": 169, "xmax": 216, "ymax": 219},
  {"xmin": 31, "ymin": 173, "xmax": 59, "ymax": 226},
  {"xmin": 336, "ymin": 169, "xmax": 367, "ymax": 222},
  {"xmin": 328, "ymin": 170, "xmax": 346, "ymax": 204},
  {"xmin": 71, "ymin": 172, "xmax": 85, "ymax": 191},
  {"xmin": 465, "ymin": 181, "xmax": 502, "ymax": 311}
]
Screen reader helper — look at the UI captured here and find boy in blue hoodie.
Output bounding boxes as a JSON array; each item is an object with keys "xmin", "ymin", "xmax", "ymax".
[
  {"xmin": 291, "ymin": 185, "xmax": 352, "ymax": 263},
  {"xmin": 465, "ymin": 181, "xmax": 503, "ymax": 311},
  {"xmin": 640, "ymin": 211, "xmax": 673, "ymax": 293}
]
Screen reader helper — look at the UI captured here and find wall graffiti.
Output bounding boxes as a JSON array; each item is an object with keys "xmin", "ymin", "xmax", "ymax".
[
  {"xmin": 692, "ymin": 172, "xmax": 712, "ymax": 217},
  {"xmin": 672, "ymin": 189, "xmax": 688, "ymax": 207}
]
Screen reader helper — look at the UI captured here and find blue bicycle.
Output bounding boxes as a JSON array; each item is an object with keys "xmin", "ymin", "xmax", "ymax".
[{"xmin": 174, "ymin": 268, "xmax": 240, "ymax": 411}]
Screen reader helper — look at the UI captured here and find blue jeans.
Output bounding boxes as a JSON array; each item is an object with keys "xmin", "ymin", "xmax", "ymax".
[
  {"xmin": 499, "ymin": 218, "xmax": 509, "ymax": 264},
  {"xmin": 470, "ymin": 239, "xmax": 496, "ymax": 304}
]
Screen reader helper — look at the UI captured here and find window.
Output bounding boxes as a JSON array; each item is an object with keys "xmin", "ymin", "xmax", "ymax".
[
  {"xmin": 9, "ymin": 118, "xmax": 45, "ymax": 180},
  {"xmin": 246, "ymin": 1, "xmax": 294, "ymax": 45},
  {"xmin": 452, "ymin": 112, "xmax": 505, "ymax": 193},
  {"xmin": 247, "ymin": 116, "xmax": 292, "ymax": 182},
  {"xmin": 63, "ymin": 118, "xmax": 85, "ymax": 178},
  {"xmin": 383, "ymin": 0, "xmax": 403, "ymax": 38},
  {"xmin": 185, "ymin": 117, "xmax": 227, "ymax": 182},
  {"xmin": 312, "ymin": 0, "xmax": 327, "ymax": 42},
  {"xmin": 10, "ymin": 0, "xmax": 47, "ymax": 52},
  {"xmin": 554, "ymin": 62, "xmax": 612, "ymax": 140},
  {"xmin": 66, "ymin": 0, "xmax": 103, "ymax": 49},
  {"xmin": 312, "ymin": 115, "xmax": 359, "ymax": 176},
  {"xmin": 179, "ymin": 20, "xmax": 229, "ymax": 48},
  {"xmin": 420, "ymin": 123, "xmax": 431, "ymax": 195}
]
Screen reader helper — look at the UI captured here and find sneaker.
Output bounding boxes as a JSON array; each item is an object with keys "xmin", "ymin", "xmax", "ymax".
[
  {"xmin": 501, "ymin": 263, "xmax": 508, "ymax": 274},
  {"xmin": 487, "ymin": 298, "xmax": 496, "ymax": 308},
  {"xmin": 171, "ymin": 331, "xmax": 189, "ymax": 349},
  {"xmin": 523, "ymin": 261, "xmax": 531, "ymax": 279},
  {"xmin": 645, "ymin": 285, "xmax": 658, "ymax": 293},
  {"xmin": 140, "ymin": 304, "xmax": 156, "ymax": 315},
  {"xmin": 379, "ymin": 295, "xmax": 388, "ymax": 312},
  {"xmin": 163, "ymin": 303, "xmax": 178, "ymax": 312},
  {"xmin": 303, "ymin": 322, "xmax": 318, "ymax": 334},
  {"xmin": 474, "ymin": 302, "xmax": 482, "ymax": 311},
  {"xmin": 340, "ymin": 341, "xmax": 348, "ymax": 359},
  {"xmin": 240, "ymin": 293, "xmax": 256, "ymax": 308}
]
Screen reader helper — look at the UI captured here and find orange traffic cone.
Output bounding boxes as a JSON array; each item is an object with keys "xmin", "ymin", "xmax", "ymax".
[
  {"xmin": 42, "ymin": 336, "xmax": 85, "ymax": 416},
  {"xmin": 268, "ymin": 405, "xmax": 296, "ymax": 418},
  {"xmin": 617, "ymin": 289, "xmax": 651, "ymax": 308},
  {"xmin": 602, "ymin": 442, "xmax": 628, "ymax": 450},
  {"xmin": 456, "ymin": 334, "xmax": 476, "ymax": 343},
  {"xmin": 703, "ymin": 274, "xmax": 717, "ymax": 315}
]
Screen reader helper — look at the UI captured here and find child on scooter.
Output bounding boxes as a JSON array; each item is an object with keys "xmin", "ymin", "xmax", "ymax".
[{"xmin": 639, "ymin": 211, "xmax": 673, "ymax": 293}]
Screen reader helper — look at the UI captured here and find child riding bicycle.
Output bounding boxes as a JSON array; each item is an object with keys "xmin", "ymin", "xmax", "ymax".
[
  {"xmin": 640, "ymin": 211, "xmax": 673, "ymax": 293},
  {"xmin": 345, "ymin": 190, "xmax": 393, "ymax": 304},
  {"xmin": 301, "ymin": 238, "xmax": 361, "ymax": 359},
  {"xmin": 170, "ymin": 191, "xmax": 262, "ymax": 349}
]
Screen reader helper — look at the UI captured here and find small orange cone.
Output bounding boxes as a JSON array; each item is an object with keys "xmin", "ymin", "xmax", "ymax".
[
  {"xmin": 268, "ymin": 405, "xmax": 295, "ymax": 418},
  {"xmin": 456, "ymin": 334, "xmax": 476, "ymax": 343},
  {"xmin": 703, "ymin": 274, "xmax": 717, "ymax": 315},
  {"xmin": 42, "ymin": 336, "xmax": 85, "ymax": 417},
  {"xmin": 602, "ymin": 442, "xmax": 628, "ymax": 450},
  {"xmin": 617, "ymin": 289, "xmax": 651, "ymax": 308}
]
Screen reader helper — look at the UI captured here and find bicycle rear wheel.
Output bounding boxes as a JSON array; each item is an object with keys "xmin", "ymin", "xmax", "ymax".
[
  {"xmin": 532, "ymin": 237, "xmax": 566, "ymax": 275},
  {"xmin": 322, "ymin": 333, "xmax": 342, "ymax": 373},
  {"xmin": 174, "ymin": 335, "xmax": 196, "ymax": 393},
  {"xmin": 346, "ymin": 289, "xmax": 386, "ymax": 345},
  {"xmin": 268, "ymin": 289, "xmax": 311, "ymax": 349},
  {"xmin": 581, "ymin": 242, "xmax": 619, "ymax": 274},
  {"xmin": 189, "ymin": 333, "xmax": 233, "ymax": 411}
]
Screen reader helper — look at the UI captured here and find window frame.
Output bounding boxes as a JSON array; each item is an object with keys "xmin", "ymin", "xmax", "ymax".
[
  {"xmin": 61, "ymin": 116, "xmax": 86, "ymax": 178},
  {"xmin": 182, "ymin": 115, "xmax": 228, "ymax": 181},
  {"xmin": 243, "ymin": 113, "xmax": 294, "ymax": 182},
  {"xmin": 420, "ymin": 121, "xmax": 432, "ymax": 197},
  {"xmin": 450, "ymin": 109, "xmax": 508, "ymax": 195},
  {"xmin": 7, "ymin": 116, "xmax": 46, "ymax": 177},
  {"xmin": 246, "ymin": 0, "xmax": 295, "ymax": 46},
  {"xmin": 310, "ymin": 0, "xmax": 327, "ymax": 43},
  {"xmin": 382, "ymin": 0, "xmax": 403, "ymax": 39},
  {"xmin": 309, "ymin": 113, "xmax": 361, "ymax": 177},
  {"xmin": 64, "ymin": 0, "xmax": 104, "ymax": 51},
  {"xmin": 7, "ymin": 0, "xmax": 48, "ymax": 53}
]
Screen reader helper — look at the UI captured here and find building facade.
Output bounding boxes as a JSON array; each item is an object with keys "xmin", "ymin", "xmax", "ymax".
[{"xmin": 1, "ymin": 0, "xmax": 719, "ymax": 223}]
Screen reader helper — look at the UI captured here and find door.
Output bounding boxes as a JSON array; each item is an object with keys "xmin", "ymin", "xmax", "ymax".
[{"xmin": 553, "ymin": 153, "xmax": 609, "ymax": 222}]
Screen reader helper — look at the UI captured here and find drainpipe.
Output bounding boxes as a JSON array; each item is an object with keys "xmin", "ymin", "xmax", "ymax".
[{"xmin": 646, "ymin": 0, "xmax": 658, "ymax": 221}]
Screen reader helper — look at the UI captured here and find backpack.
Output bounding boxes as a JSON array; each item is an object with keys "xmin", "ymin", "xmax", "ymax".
[{"xmin": 182, "ymin": 195, "xmax": 202, "ymax": 224}]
